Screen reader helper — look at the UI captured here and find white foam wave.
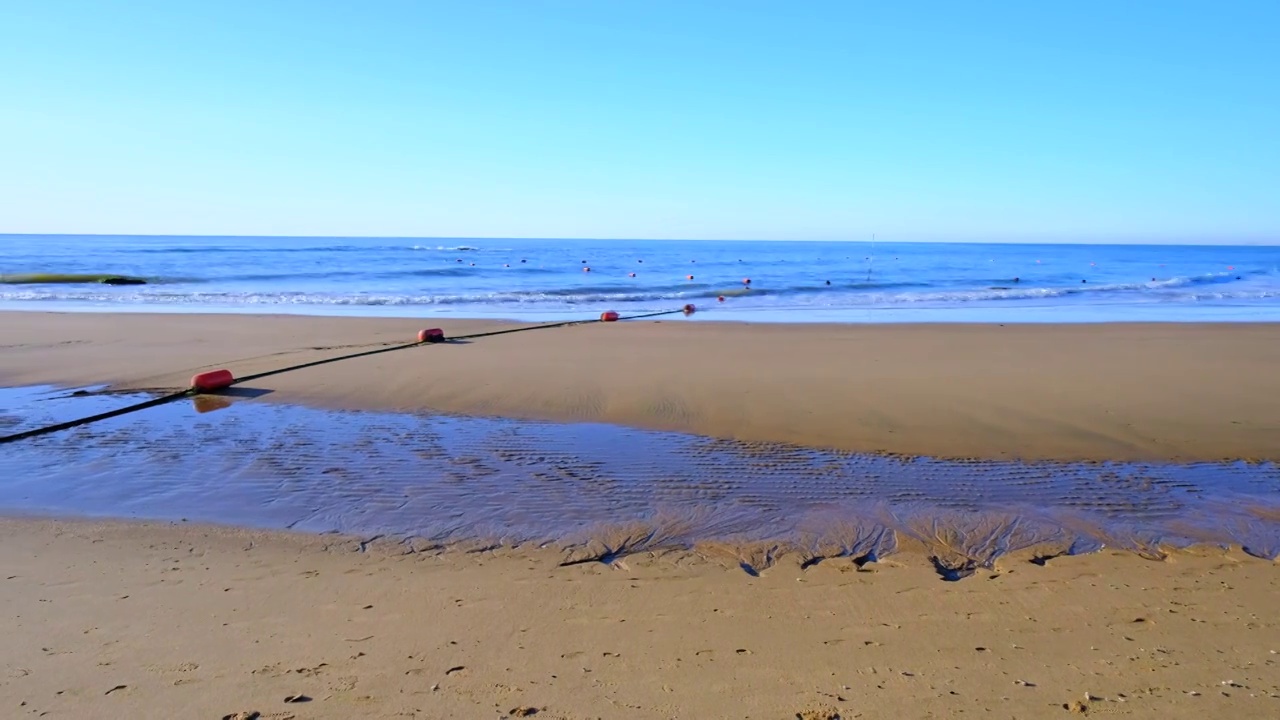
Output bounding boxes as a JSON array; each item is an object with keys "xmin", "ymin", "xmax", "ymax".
[
  {"xmin": 1, "ymin": 271, "xmax": 1273, "ymax": 309},
  {"xmin": 411, "ymin": 245, "xmax": 487, "ymax": 251},
  {"xmin": 0, "ymin": 289, "xmax": 698, "ymax": 307},
  {"xmin": 5, "ymin": 287, "xmax": 1279, "ymax": 309}
]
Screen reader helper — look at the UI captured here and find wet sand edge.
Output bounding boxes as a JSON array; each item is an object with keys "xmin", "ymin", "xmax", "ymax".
[
  {"xmin": 2, "ymin": 311, "xmax": 1279, "ymax": 462},
  {"xmin": 4, "ymin": 513, "xmax": 1274, "ymax": 579}
]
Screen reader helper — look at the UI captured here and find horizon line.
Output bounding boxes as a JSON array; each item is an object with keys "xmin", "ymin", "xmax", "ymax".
[{"xmin": 2, "ymin": 232, "xmax": 1277, "ymax": 247}]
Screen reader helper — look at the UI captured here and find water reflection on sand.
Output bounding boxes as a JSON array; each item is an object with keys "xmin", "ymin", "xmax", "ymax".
[{"xmin": 3, "ymin": 385, "xmax": 1277, "ymax": 577}]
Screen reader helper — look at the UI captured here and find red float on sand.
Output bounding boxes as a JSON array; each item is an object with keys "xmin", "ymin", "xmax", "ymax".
[{"xmin": 190, "ymin": 369, "xmax": 234, "ymax": 393}]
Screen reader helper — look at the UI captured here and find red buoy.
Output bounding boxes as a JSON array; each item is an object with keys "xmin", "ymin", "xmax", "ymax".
[
  {"xmin": 600, "ymin": 311, "xmax": 620, "ymax": 322},
  {"xmin": 718, "ymin": 295, "xmax": 725, "ymax": 302},
  {"xmin": 418, "ymin": 328, "xmax": 446, "ymax": 343},
  {"xmin": 683, "ymin": 304, "xmax": 697, "ymax": 315},
  {"xmin": 191, "ymin": 369, "xmax": 234, "ymax": 393}
]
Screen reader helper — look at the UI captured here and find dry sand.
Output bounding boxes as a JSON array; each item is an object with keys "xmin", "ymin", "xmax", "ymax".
[
  {"xmin": 1, "ymin": 518, "xmax": 1277, "ymax": 719},
  {"xmin": 3, "ymin": 311, "xmax": 1279, "ymax": 461}
]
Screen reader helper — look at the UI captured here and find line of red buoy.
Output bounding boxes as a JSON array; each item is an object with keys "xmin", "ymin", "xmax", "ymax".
[{"xmin": 2, "ymin": 306, "xmax": 699, "ymax": 445}]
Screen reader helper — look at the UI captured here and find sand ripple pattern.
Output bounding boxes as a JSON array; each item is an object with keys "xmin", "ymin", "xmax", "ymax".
[{"xmin": 3, "ymin": 386, "xmax": 1278, "ymax": 572}]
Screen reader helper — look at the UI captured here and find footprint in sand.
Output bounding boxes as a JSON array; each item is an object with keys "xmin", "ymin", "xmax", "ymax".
[
  {"xmin": 148, "ymin": 661, "xmax": 200, "ymax": 675},
  {"xmin": 328, "ymin": 676, "xmax": 357, "ymax": 692},
  {"xmin": 795, "ymin": 707, "xmax": 841, "ymax": 720}
]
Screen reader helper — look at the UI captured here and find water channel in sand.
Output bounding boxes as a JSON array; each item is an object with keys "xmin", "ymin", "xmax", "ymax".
[{"xmin": 3, "ymin": 385, "xmax": 1277, "ymax": 576}]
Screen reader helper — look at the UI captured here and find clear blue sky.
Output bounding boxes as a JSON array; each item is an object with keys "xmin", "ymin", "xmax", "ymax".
[{"xmin": 2, "ymin": 1, "xmax": 1276, "ymax": 242}]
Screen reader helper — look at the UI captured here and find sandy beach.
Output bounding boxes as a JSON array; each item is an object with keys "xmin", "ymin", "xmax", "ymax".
[
  {"xmin": 3, "ymin": 311, "xmax": 1279, "ymax": 718},
  {"xmin": 2, "ymin": 311, "xmax": 1279, "ymax": 462},
  {"xmin": 6, "ymin": 0, "xmax": 1277, "ymax": 716},
  {"xmin": 1, "ymin": 518, "xmax": 1276, "ymax": 719}
]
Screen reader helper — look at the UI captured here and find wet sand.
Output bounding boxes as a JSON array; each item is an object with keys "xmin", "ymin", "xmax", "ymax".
[
  {"xmin": 2, "ymin": 518, "xmax": 1277, "ymax": 719},
  {"xmin": 3, "ymin": 311, "xmax": 1280, "ymax": 462},
  {"xmin": 5, "ymin": 384, "xmax": 1279, "ymax": 565}
]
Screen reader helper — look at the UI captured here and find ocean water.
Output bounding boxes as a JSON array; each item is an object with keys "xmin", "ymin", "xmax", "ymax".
[{"xmin": 2, "ymin": 234, "xmax": 1278, "ymax": 322}]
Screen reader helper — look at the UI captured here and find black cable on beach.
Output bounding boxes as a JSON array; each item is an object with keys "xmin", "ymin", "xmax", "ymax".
[
  {"xmin": 449, "ymin": 308, "xmax": 684, "ymax": 342},
  {"xmin": 0, "ymin": 390, "xmax": 194, "ymax": 445},
  {"xmin": 0, "ymin": 306, "xmax": 694, "ymax": 445},
  {"xmin": 230, "ymin": 339, "xmax": 425, "ymax": 386},
  {"xmin": 232, "ymin": 307, "xmax": 688, "ymax": 385}
]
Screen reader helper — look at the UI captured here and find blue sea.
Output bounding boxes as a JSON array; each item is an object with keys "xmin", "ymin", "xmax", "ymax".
[{"xmin": 2, "ymin": 234, "xmax": 1278, "ymax": 322}]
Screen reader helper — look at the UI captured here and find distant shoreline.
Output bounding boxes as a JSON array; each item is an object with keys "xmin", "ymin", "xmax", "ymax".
[
  {"xmin": 8, "ymin": 302, "xmax": 1280, "ymax": 323},
  {"xmin": 4, "ymin": 231, "xmax": 1278, "ymax": 247}
]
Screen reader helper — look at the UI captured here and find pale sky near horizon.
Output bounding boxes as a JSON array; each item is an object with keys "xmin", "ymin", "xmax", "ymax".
[{"xmin": 2, "ymin": 1, "xmax": 1277, "ymax": 243}]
